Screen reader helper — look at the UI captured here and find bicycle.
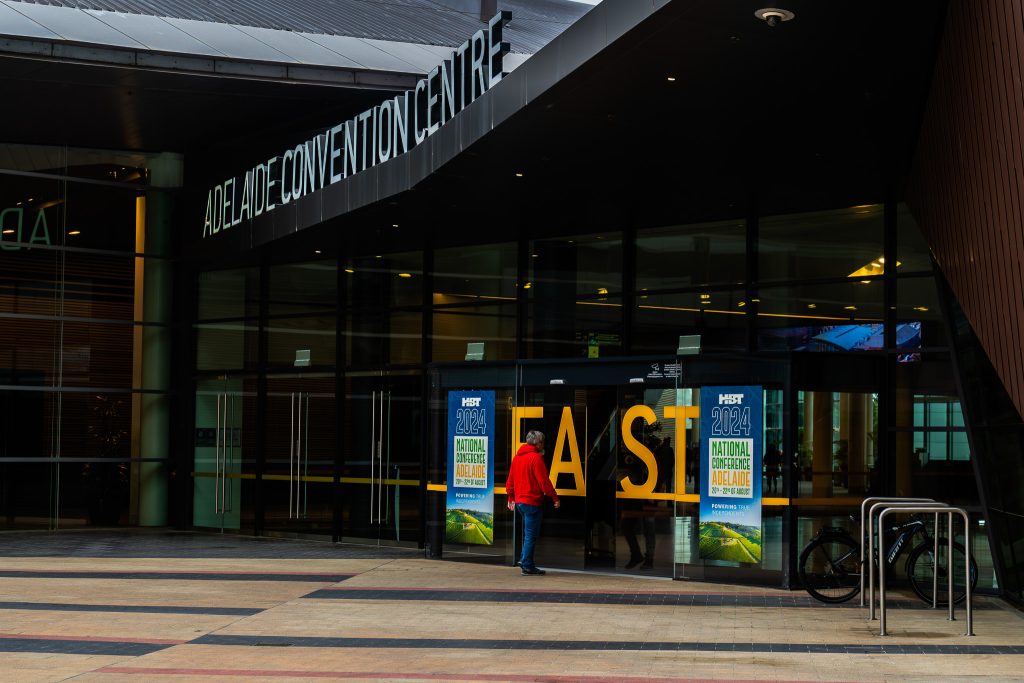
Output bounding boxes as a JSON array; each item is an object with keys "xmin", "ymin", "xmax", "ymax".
[{"xmin": 798, "ymin": 514, "xmax": 978, "ymax": 605}]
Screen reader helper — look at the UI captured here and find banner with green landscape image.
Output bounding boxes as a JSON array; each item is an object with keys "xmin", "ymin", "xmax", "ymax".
[
  {"xmin": 445, "ymin": 390, "xmax": 495, "ymax": 545},
  {"xmin": 699, "ymin": 385, "xmax": 763, "ymax": 563}
]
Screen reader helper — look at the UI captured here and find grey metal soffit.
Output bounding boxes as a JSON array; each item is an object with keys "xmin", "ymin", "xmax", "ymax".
[{"xmin": 0, "ymin": 0, "xmax": 590, "ymax": 54}]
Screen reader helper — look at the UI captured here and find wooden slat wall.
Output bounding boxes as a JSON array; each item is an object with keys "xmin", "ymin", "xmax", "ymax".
[{"xmin": 907, "ymin": 0, "xmax": 1024, "ymax": 420}]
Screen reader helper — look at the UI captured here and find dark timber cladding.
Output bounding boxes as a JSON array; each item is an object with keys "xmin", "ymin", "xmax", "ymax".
[{"xmin": 907, "ymin": 0, "xmax": 1024, "ymax": 420}]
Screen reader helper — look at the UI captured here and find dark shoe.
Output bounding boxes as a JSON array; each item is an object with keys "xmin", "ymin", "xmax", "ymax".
[
  {"xmin": 624, "ymin": 556, "xmax": 643, "ymax": 569},
  {"xmin": 641, "ymin": 557, "xmax": 654, "ymax": 570},
  {"xmin": 521, "ymin": 567, "xmax": 546, "ymax": 576}
]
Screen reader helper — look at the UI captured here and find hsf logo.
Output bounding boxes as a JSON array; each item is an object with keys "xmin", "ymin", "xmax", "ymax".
[
  {"xmin": 461, "ymin": 397, "xmax": 482, "ymax": 407},
  {"xmin": 719, "ymin": 394, "xmax": 744, "ymax": 405}
]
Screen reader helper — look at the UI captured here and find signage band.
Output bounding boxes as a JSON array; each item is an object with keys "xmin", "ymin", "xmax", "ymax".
[{"xmin": 203, "ymin": 12, "xmax": 511, "ymax": 239}]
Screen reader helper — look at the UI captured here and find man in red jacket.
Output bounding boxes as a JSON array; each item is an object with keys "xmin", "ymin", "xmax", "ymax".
[{"xmin": 506, "ymin": 430, "xmax": 560, "ymax": 575}]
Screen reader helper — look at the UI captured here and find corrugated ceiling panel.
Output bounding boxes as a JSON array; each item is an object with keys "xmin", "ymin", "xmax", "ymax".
[{"xmin": 3, "ymin": 0, "xmax": 589, "ymax": 53}]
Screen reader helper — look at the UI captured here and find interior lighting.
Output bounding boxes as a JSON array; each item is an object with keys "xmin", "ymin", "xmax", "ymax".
[
  {"xmin": 807, "ymin": 303, "xmax": 816, "ymax": 309},
  {"xmin": 597, "ymin": 287, "xmax": 609, "ymax": 295},
  {"xmin": 844, "ymin": 305, "xmax": 857, "ymax": 311},
  {"xmin": 849, "ymin": 256, "xmax": 899, "ymax": 278},
  {"xmin": 913, "ymin": 306, "xmax": 929, "ymax": 312},
  {"xmin": 375, "ymin": 255, "xmax": 382, "ymax": 259},
  {"xmin": 754, "ymin": 7, "xmax": 795, "ymax": 27},
  {"xmin": 314, "ymin": 250, "xmax": 322, "ymax": 254},
  {"xmin": 523, "ymin": 282, "xmax": 532, "ymax": 289},
  {"xmin": 860, "ymin": 280, "xmax": 871, "ymax": 284},
  {"xmin": 737, "ymin": 301, "xmax": 746, "ymax": 307},
  {"xmin": 2, "ymin": 229, "xmax": 14, "ymax": 235},
  {"xmin": 398, "ymin": 273, "xmax": 412, "ymax": 278},
  {"xmin": 344, "ymin": 268, "xmax": 355, "ymax": 273},
  {"xmin": 531, "ymin": 253, "xmax": 539, "ymax": 258},
  {"xmin": 666, "ymin": 77, "xmax": 676, "ymax": 82},
  {"xmin": 67, "ymin": 230, "xmax": 81, "ymax": 236},
  {"xmin": 515, "ymin": 172, "xmax": 524, "ymax": 177},
  {"xmin": 392, "ymin": 224, "xmax": 399, "ymax": 228}
]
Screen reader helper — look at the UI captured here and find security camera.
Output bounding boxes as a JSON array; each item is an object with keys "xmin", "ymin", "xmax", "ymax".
[{"xmin": 754, "ymin": 8, "xmax": 795, "ymax": 27}]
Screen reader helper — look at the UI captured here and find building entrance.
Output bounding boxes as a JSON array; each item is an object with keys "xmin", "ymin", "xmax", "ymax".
[
  {"xmin": 431, "ymin": 356, "xmax": 788, "ymax": 581},
  {"xmin": 341, "ymin": 369, "xmax": 423, "ymax": 546}
]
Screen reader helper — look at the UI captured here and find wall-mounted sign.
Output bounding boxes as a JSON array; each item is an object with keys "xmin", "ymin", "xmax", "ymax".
[
  {"xmin": 446, "ymin": 390, "xmax": 496, "ymax": 545},
  {"xmin": 699, "ymin": 385, "xmax": 763, "ymax": 564},
  {"xmin": 203, "ymin": 13, "xmax": 512, "ymax": 239}
]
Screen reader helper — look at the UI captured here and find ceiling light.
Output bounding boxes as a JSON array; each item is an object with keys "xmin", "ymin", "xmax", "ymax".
[
  {"xmin": 515, "ymin": 172, "xmax": 524, "ymax": 177},
  {"xmin": 344, "ymin": 268, "xmax": 355, "ymax": 273},
  {"xmin": 737, "ymin": 301, "xmax": 746, "ymax": 307},
  {"xmin": 666, "ymin": 77, "xmax": 676, "ymax": 82},
  {"xmin": 844, "ymin": 305, "xmax": 857, "ymax": 311},
  {"xmin": 392, "ymin": 224, "xmax": 399, "ymax": 228},
  {"xmin": 754, "ymin": 7, "xmax": 795, "ymax": 27},
  {"xmin": 67, "ymin": 230, "xmax": 81, "ymax": 236},
  {"xmin": 315, "ymin": 250, "xmax": 322, "ymax": 254},
  {"xmin": 375, "ymin": 255, "xmax": 382, "ymax": 259},
  {"xmin": 523, "ymin": 282, "xmax": 532, "ymax": 290},
  {"xmin": 1, "ymin": 229, "xmax": 14, "ymax": 235},
  {"xmin": 913, "ymin": 306, "xmax": 929, "ymax": 312},
  {"xmin": 878, "ymin": 257, "xmax": 885, "ymax": 264},
  {"xmin": 531, "ymin": 253, "xmax": 539, "ymax": 258},
  {"xmin": 700, "ymin": 294, "xmax": 711, "ymax": 299},
  {"xmin": 860, "ymin": 280, "xmax": 871, "ymax": 284},
  {"xmin": 597, "ymin": 287, "xmax": 609, "ymax": 295},
  {"xmin": 398, "ymin": 273, "xmax": 412, "ymax": 278},
  {"xmin": 807, "ymin": 303, "xmax": 816, "ymax": 309},
  {"xmin": 751, "ymin": 298, "xmax": 760, "ymax": 303}
]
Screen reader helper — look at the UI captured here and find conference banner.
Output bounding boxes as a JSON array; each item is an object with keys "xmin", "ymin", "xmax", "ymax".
[
  {"xmin": 445, "ymin": 390, "xmax": 496, "ymax": 545},
  {"xmin": 698, "ymin": 385, "xmax": 763, "ymax": 563}
]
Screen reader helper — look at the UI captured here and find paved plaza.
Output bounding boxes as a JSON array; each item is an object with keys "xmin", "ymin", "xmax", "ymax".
[{"xmin": 0, "ymin": 532, "xmax": 1021, "ymax": 682}]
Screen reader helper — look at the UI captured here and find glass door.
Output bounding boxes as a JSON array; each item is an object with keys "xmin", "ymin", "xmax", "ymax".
[
  {"xmin": 341, "ymin": 369, "xmax": 422, "ymax": 545},
  {"xmin": 263, "ymin": 374, "xmax": 336, "ymax": 538},
  {"xmin": 193, "ymin": 375, "xmax": 257, "ymax": 532}
]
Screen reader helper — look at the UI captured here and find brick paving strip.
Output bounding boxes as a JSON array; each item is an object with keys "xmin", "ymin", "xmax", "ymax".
[
  {"xmin": 0, "ymin": 633, "xmax": 185, "ymax": 655},
  {"xmin": 0, "ymin": 600, "xmax": 262, "ymax": 615},
  {"xmin": 0, "ymin": 569, "xmax": 355, "ymax": 582},
  {"xmin": 94, "ymin": 668, "xmax": 845, "ymax": 682},
  {"xmin": 189, "ymin": 634, "xmax": 1024, "ymax": 654},
  {"xmin": 303, "ymin": 587, "xmax": 998, "ymax": 610}
]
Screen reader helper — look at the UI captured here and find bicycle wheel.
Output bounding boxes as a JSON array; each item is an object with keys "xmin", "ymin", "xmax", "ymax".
[
  {"xmin": 906, "ymin": 540, "xmax": 979, "ymax": 606},
  {"xmin": 799, "ymin": 535, "xmax": 861, "ymax": 603}
]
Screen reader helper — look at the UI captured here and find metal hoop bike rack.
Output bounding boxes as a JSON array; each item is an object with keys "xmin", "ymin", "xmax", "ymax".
[
  {"xmin": 859, "ymin": 497, "xmax": 934, "ymax": 607},
  {"xmin": 867, "ymin": 499, "xmax": 946, "ymax": 621},
  {"xmin": 868, "ymin": 504, "xmax": 974, "ymax": 637}
]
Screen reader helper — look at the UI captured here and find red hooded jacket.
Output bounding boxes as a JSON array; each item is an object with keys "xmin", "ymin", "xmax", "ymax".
[{"xmin": 506, "ymin": 443, "xmax": 559, "ymax": 506}]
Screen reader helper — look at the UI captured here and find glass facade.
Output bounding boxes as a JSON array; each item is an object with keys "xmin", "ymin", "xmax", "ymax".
[
  {"xmin": 182, "ymin": 200, "xmax": 995, "ymax": 589},
  {"xmin": 0, "ymin": 143, "xmax": 179, "ymax": 529}
]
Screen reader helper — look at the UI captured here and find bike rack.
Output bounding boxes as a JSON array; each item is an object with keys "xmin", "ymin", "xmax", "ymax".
[
  {"xmin": 859, "ymin": 497, "xmax": 934, "ymax": 607},
  {"xmin": 866, "ymin": 499, "xmax": 945, "ymax": 620},
  {"xmin": 878, "ymin": 505, "xmax": 973, "ymax": 637}
]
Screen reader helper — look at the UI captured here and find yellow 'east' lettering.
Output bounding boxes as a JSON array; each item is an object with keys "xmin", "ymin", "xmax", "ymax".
[
  {"xmin": 511, "ymin": 405, "xmax": 543, "ymax": 461},
  {"xmin": 550, "ymin": 406, "xmax": 585, "ymax": 494},
  {"xmin": 663, "ymin": 405, "xmax": 699, "ymax": 496},
  {"xmin": 620, "ymin": 404, "xmax": 658, "ymax": 495}
]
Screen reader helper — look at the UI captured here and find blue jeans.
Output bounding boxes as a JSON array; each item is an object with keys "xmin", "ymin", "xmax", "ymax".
[{"xmin": 517, "ymin": 503, "xmax": 543, "ymax": 571}]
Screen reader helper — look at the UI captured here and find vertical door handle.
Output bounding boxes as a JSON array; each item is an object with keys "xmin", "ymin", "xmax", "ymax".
[
  {"xmin": 289, "ymin": 392, "xmax": 295, "ymax": 519},
  {"xmin": 215, "ymin": 393, "xmax": 221, "ymax": 514},
  {"xmin": 296, "ymin": 391, "xmax": 304, "ymax": 519},
  {"xmin": 372, "ymin": 389, "xmax": 380, "ymax": 524}
]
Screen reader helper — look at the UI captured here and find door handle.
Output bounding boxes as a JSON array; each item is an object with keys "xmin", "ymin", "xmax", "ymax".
[
  {"xmin": 289, "ymin": 392, "xmax": 295, "ymax": 519},
  {"xmin": 215, "ymin": 392, "xmax": 222, "ymax": 514}
]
